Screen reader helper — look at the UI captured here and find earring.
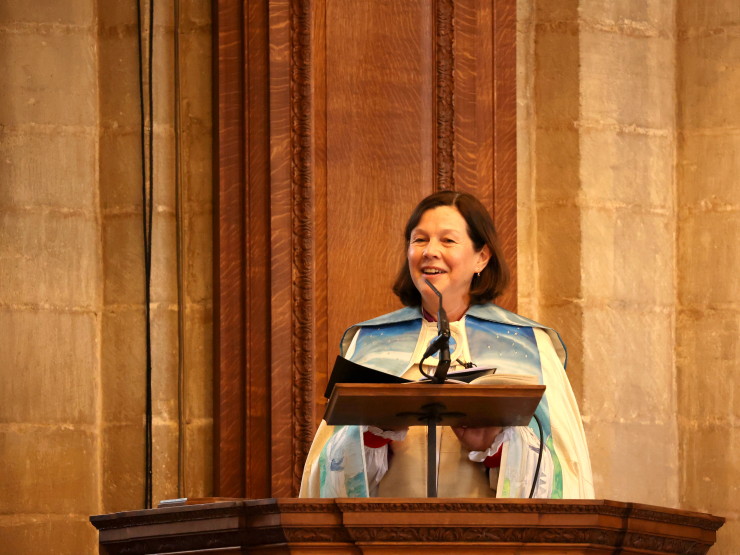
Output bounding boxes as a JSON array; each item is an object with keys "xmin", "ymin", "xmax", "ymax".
[{"xmin": 476, "ymin": 270, "xmax": 481, "ymax": 277}]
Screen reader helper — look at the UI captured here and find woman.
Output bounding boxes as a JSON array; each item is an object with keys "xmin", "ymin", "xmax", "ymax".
[{"xmin": 300, "ymin": 191, "xmax": 594, "ymax": 499}]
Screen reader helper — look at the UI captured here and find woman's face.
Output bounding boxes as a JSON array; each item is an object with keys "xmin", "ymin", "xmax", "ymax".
[{"xmin": 407, "ymin": 206, "xmax": 490, "ymax": 314}]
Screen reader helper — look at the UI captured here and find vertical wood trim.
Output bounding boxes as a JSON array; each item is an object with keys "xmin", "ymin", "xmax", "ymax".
[
  {"xmin": 213, "ymin": 0, "xmax": 246, "ymax": 498},
  {"xmin": 246, "ymin": 0, "xmax": 272, "ymax": 500},
  {"xmin": 475, "ymin": 0, "xmax": 494, "ymax": 213},
  {"xmin": 436, "ymin": 0, "xmax": 456, "ymax": 192},
  {"xmin": 492, "ymin": 0, "xmax": 517, "ymax": 312},
  {"xmin": 269, "ymin": 0, "xmax": 295, "ymax": 498},
  {"xmin": 290, "ymin": 0, "xmax": 315, "ymax": 497},
  {"xmin": 243, "ymin": 0, "xmax": 252, "ymax": 499},
  {"xmin": 311, "ymin": 0, "xmax": 329, "ymax": 435}
]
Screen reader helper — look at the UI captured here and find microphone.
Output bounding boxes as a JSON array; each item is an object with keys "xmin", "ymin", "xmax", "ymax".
[{"xmin": 422, "ymin": 279, "xmax": 452, "ymax": 383}]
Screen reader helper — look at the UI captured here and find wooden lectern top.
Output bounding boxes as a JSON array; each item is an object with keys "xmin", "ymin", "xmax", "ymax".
[{"xmin": 324, "ymin": 382, "xmax": 546, "ymax": 428}]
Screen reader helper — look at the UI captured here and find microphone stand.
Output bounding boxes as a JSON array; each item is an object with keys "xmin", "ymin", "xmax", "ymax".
[
  {"xmin": 420, "ymin": 279, "xmax": 451, "ymax": 384},
  {"xmin": 421, "ymin": 280, "xmax": 451, "ymax": 497}
]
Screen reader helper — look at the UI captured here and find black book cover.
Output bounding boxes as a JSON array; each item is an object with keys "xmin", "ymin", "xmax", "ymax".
[{"xmin": 324, "ymin": 356, "xmax": 410, "ymax": 399}]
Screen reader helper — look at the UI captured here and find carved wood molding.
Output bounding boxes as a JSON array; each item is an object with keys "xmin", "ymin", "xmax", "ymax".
[
  {"xmin": 337, "ymin": 501, "xmax": 629, "ymax": 516},
  {"xmin": 628, "ymin": 508, "xmax": 725, "ymax": 532},
  {"xmin": 348, "ymin": 526, "xmax": 711, "ymax": 555},
  {"xmin": 92, "ymin": 499, "xmax": 723, "ymax": 555},
  {"xmin": 622, "ymin": 533, "xmax": 711, "ymax": 555},
  {"xmin": 435, "ymin": 0, "xmax": 455, "ymax": 191},
  {"xmin": 284, "ymin": 527, "xmax": 353, "ymax": 543},
  {"xmin": 347, "ymin": 526, "xmax": 625, "ymax": 545},
  {"xmin": 337, "ymin": 502, "xmax": 724, "ymax": 533},
  {"xmin": 101, "ymin": 527, "xmax": 714, "ymax": 555},
  {"xmin": 277, "ymin": 503, "xmax": 341, "ymax": 513},
  {"xmin": 101, "ymin": 524, "xmax": 714, "ymax": 555},
  {"xmin": 347, "ymin": 527, "xmax": 712, "ymax": 553},
  {"xmin": 290, "ymin": 0, "xmax": 315, "ymax": 497}
]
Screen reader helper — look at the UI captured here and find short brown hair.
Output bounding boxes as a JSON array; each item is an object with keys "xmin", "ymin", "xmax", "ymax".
[{"xmin": 392, "ymin": 191, "xmax": 510, "ymax": 306}]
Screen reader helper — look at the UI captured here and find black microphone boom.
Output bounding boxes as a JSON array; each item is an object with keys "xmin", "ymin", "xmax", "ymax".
[{"xmin": 423, "ymin": 279, "xmax": 452, "ymax": 383}]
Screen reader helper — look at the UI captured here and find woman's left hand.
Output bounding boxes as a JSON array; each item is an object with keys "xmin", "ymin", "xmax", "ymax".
[{"xmin": 451, "ymin": 426, "xmax": 503, "ymax": 452}]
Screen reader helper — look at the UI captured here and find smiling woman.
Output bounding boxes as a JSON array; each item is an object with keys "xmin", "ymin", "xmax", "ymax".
[
  {"xmin": 394, "ymin": 192, "xmax": 509, "ymax": 321},
  {"xmin": 299, "ymin": 192, "xmax": 594, "ymax": 500}
]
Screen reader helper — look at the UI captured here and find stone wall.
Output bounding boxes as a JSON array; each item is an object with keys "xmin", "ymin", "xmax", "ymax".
[
  {"xmin": 519, "ymin": 0, "xmax": 678, "ymax": 505},
  {"xmin": 0, "ymin": 1, "xmax": 101, "ymax": 551},
  {"xmin": 98, "ymin": 0, "xmax": 213, "ymax": 514},
  {"xmin": 677, "ymin": 0, "xmax": 740, "ymax": 549},
  {"xmin": 0, "ymin": 1, "xmax": 213, "ymax": 552},
  {"xmin": 519, "ymin": 0, "xmax": 738, "ymax": 551}
]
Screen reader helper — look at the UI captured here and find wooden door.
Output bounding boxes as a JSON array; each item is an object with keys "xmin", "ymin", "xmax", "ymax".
[{"xmin": 213, "ymin": 0, "xmax": 516, "ymax": 498}]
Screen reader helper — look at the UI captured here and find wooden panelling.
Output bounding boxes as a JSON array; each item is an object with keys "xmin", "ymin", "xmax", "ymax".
[
  {"xmin": 213, "ymin": 0, "xmax": 246, "ymax": 499},
  {"xmin": 492, "ymin": 0, "xmax": 517, "ymax": 312},
  {"xmin": 324, "ymin": 0, "xmax": 434, "ymax": 372},
  {"xmin": 245, "ymin": 0, "xmax": 272, "ymax": 500},
  {"xmin": 213, "ymin": 0, "xmax": 272, "ymax": 499},
  {"xmin": 267, "ymin": 0, "xmax": 294, "ymax": 498},
  {"xmin": 214, "ymin": 0, "xmax": 518, "ymax": 498},
  {"xmin": 453, "ymin": 0, "xmax": 493, "ymax": 212}
]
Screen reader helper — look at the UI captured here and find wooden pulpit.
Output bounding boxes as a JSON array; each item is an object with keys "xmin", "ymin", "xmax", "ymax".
[
  {"xmin": 91, "ymin": 497, "xmax": 724, "ymax": 554},
  {"xmin": 90, "ymin": 382, "xmax": 725, "ymax": 553}
]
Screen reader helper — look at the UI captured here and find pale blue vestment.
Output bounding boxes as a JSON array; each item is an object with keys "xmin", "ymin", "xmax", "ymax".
[{"xmin": 314, "ymin": 303, "xmax": 570, "ymax": 499}]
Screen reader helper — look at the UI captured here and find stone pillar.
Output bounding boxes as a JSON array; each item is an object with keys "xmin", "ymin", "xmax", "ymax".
[
  {"xmin": 677, "ymin": 1, "xmax": 740, "ymax": 550},
  {"xmin": 98, "ymin": 0, "xmax": 179, "ymax": 512},
  {"xmin": 0, "ymin": 1, "xmax": 101, "ymax": 551},
  {"xmin": 98, "ymin": 0, "xmax": 213, "ymax": 511},
  {"xmin": 179, "ymin": 0, "xmax": 214, "ymax": 500},
  {"xmin": 577, "ymin": 0, "xmax": 678, "ymax": 507},
  {"xmin": 520, "ymin": 0, "xmax": 679, "ymax": 505}
]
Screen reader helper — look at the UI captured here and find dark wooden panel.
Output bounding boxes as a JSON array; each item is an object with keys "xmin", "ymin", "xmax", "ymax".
[
  {"xmin": 268, "ymin": 0, "xmax": 297, "ymax": 498},
  {"xmin": 492, "ymin": 0, "xmax": 517, "ymax": 312},
  {"xmin": 325, "ymin": 0, "xmax": 434, "ymax": 368},
  {"xmin": 213, "ymin": 0, "xmax": 273, "ymax": 500},
  {"xmin": 453, "ymin": 0, "xmax": 494, "ymax": 212},
  {"xmin": 213, "ymin": 0, "xmax": 246, "ymax": 499},
  {"xmin": 246, "ymin": 0, "xmax": 271, "ymax": 500}
]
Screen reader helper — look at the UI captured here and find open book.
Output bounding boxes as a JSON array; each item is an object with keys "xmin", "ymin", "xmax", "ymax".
[{"xmin": 325, "ymin": 356, "xmax": 538, "ymax": 399}]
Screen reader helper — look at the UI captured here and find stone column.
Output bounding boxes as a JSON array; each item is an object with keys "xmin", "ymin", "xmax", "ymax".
[
  {"xmin": 98, "ymin": 0, "xmax": 180, "ymax": 512},
  {"xmin": 520, "ymin": 0, "xmax": 679, "ymax": 505},
  {"xmin": 0, "ymin": 1, "xmax": 101, "ymax": 551},
  {"xmin": 98, "ymin": 0, "xmax": 213, "ymax": 511},
  {"xmin": 677, "ymin": 0, "xmax": 740, "ymax": 549},
  {"xmin": 577, "ymin": 0, "xmax": 678, "ymax": 506}
]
